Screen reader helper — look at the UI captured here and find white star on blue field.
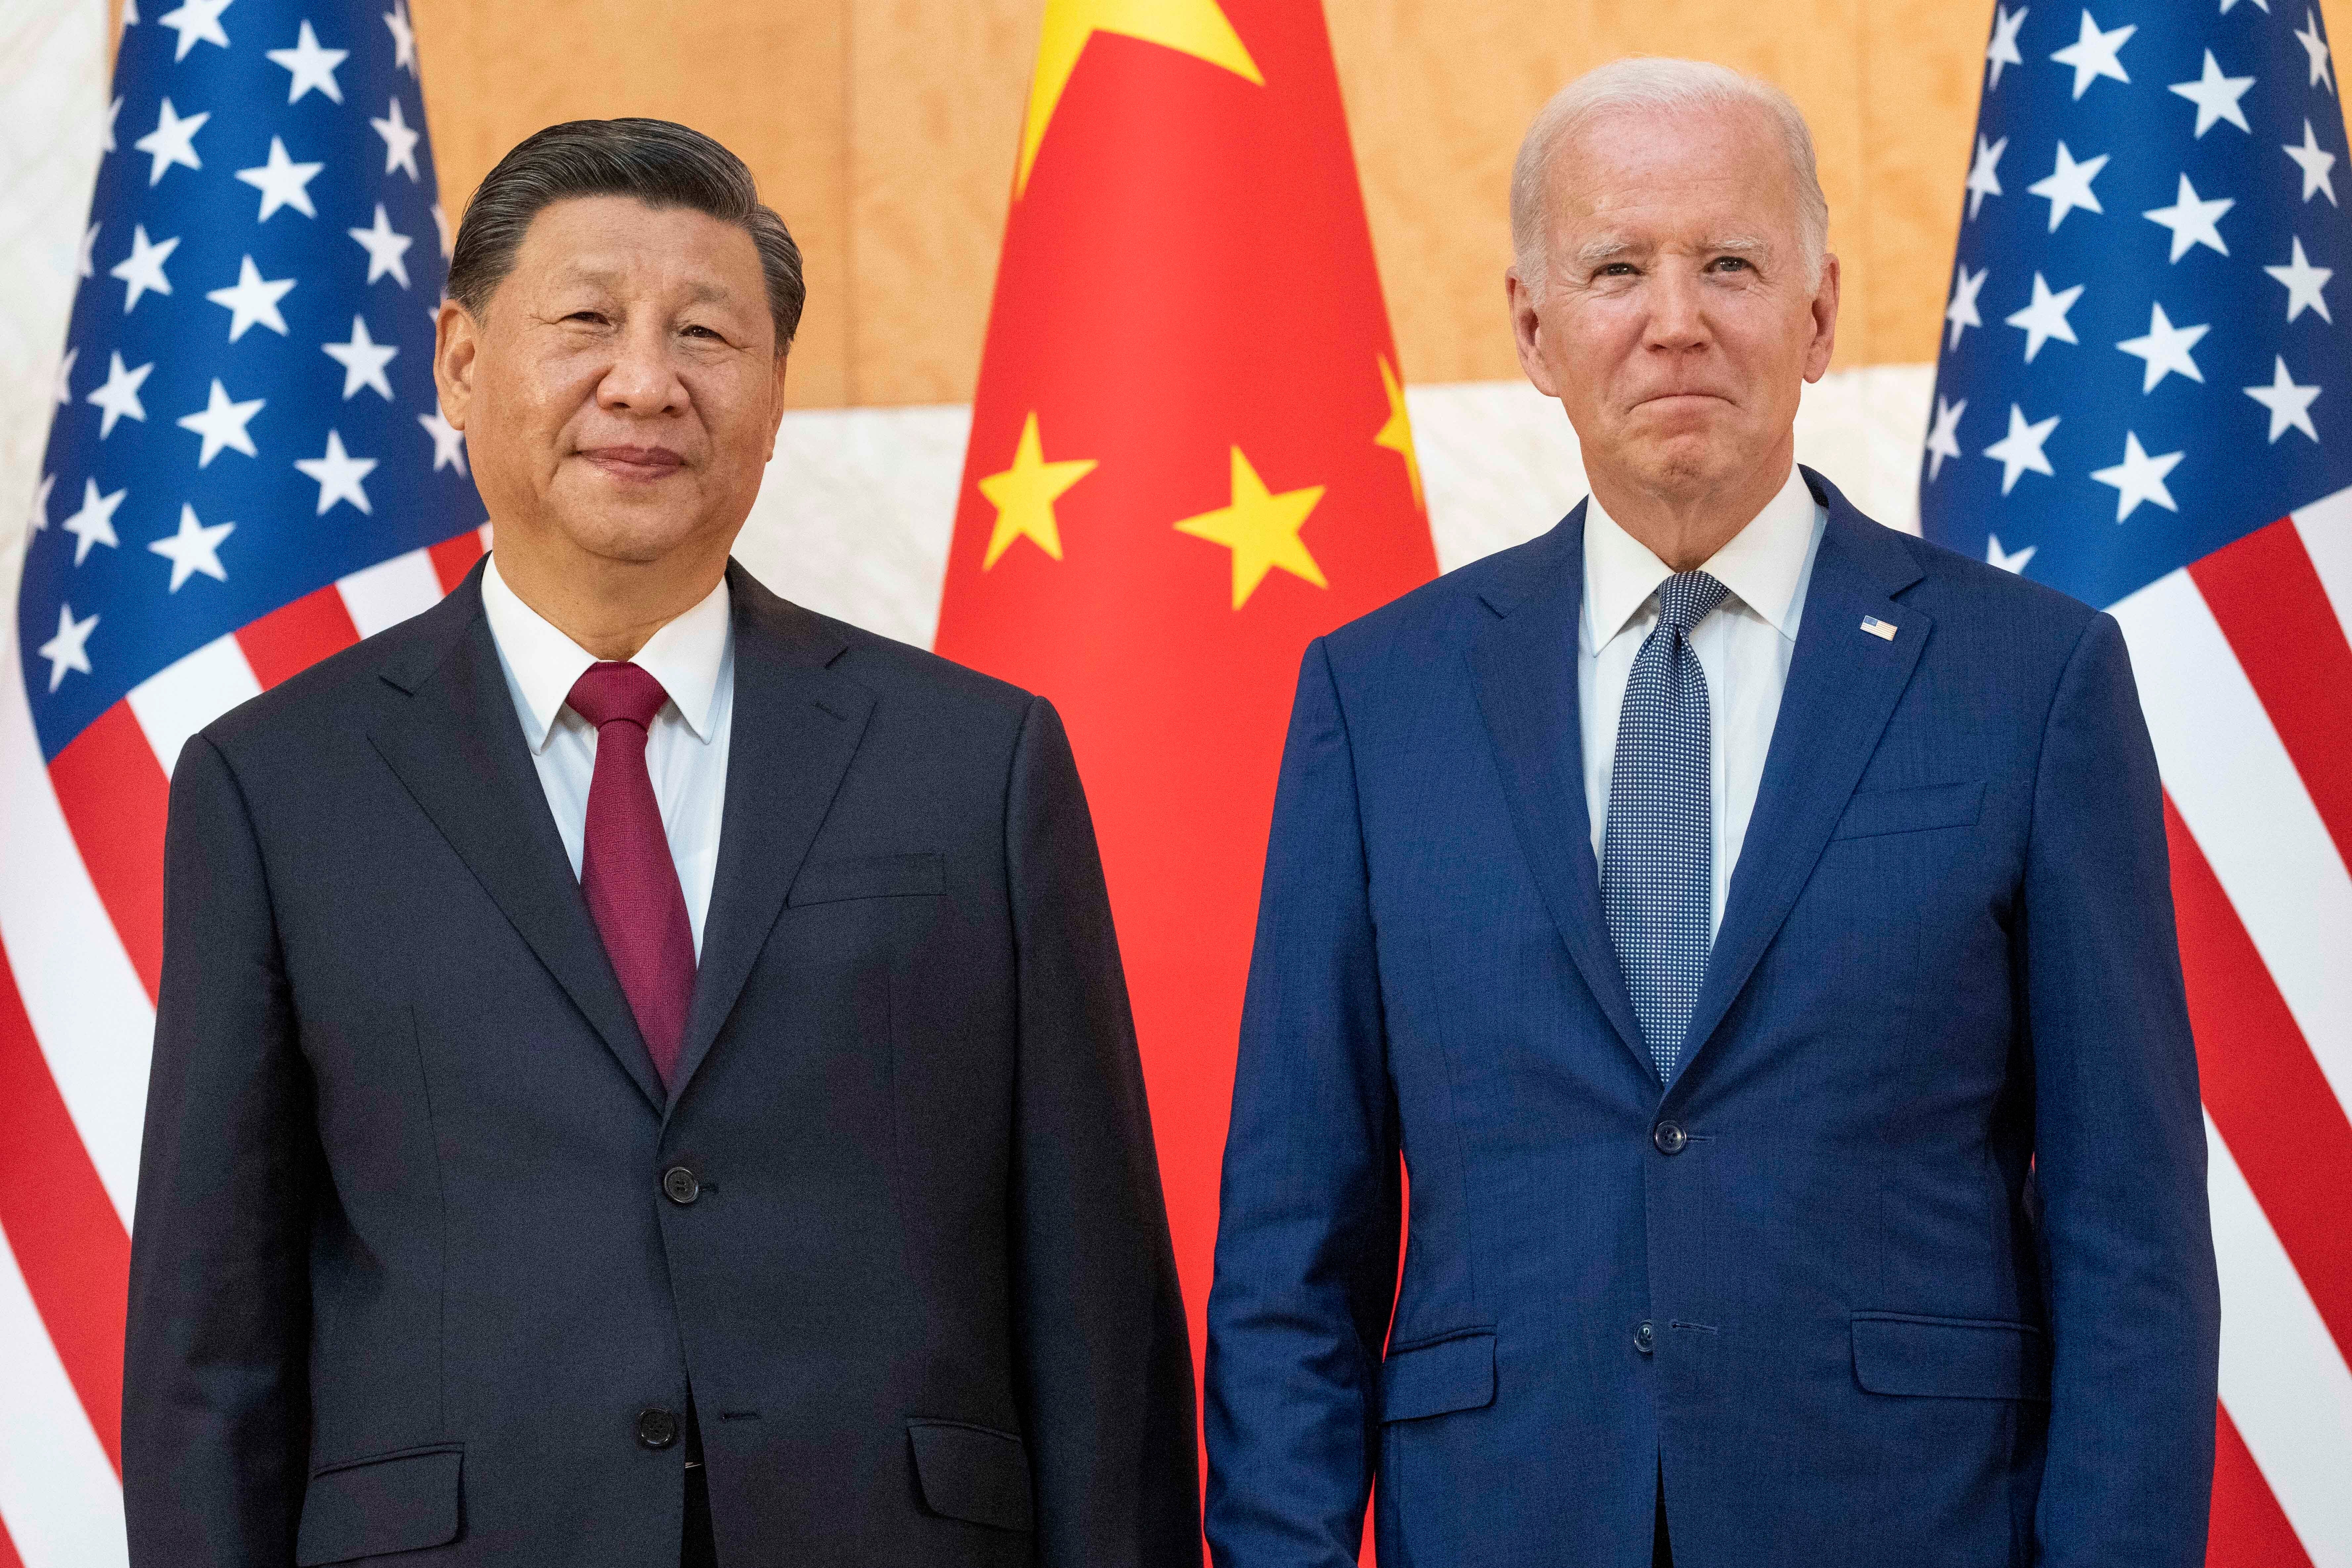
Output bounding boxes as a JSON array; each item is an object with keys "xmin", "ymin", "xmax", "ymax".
[
  {"xmin": 1922, "ymin": 3, "xmax": 2352, "ymax": 610},
  {"xmin": 19, "ymin": 0, "xmax": 480, "ymax": 757}
]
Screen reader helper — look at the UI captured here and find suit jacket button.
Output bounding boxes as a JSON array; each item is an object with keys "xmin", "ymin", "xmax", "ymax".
[
  {"xmin": 1652, "ymin": 1121, "xmax": 1688, "ymax": 1155},
  {"xmin": 1635, "ymin": 1320, "xmax": 1656, "ymax": 1355},
  {"xmin": 636, "ymin": 1408, "xmax": 680, "ymax": 1450},
  {"xmin": 662, "ymin": 1166, "xmax": 701, "ymax": 1205}
]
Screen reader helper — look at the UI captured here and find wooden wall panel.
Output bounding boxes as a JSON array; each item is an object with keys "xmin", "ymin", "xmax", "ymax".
[
  {"xmin": 402, "ymin": 0, "xmax": 2352, "ymax": 408},
  {"xmin": 845, "ymin": 0, "xmax": 1040, "ymax": 405},
  {"xmin": 1857, "ymin": 0, "xmax": 2002, "ymax": 370}
]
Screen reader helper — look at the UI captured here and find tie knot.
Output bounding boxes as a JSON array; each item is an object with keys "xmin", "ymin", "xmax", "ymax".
[
  {"xmin": 1656, "ymin": 570, "xmax": 1730, "ymax": 636},
  {"xmin": 566, "ymin": 661, "xmax": 670, "ymax": 733}
]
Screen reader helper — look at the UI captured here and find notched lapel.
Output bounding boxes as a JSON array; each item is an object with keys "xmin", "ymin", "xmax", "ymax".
[
  {"xmin": 1466, "ymin": 510, "xmax": 1652, "ymax": 1076},
  {"xmin": 1673, "ymin": 474, "xmax": 1931, "ymax": 1090},
  {"xmin": 369, "ymin": 574, "xmax": 668, "ymax": 1113},
  {"xmin": 668, "ymin": 568, "xmax": 875, "ymax": 1106}
]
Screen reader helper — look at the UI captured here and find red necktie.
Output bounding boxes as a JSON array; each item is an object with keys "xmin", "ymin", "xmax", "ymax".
[{"xmin": 566, "ymin": 661, "xmax": 697, "ymax": 1090}]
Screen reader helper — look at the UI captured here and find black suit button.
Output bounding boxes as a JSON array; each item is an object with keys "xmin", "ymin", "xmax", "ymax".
[
  {"xmin": 636, "ymin": 1408, "xmax": 680, "ymax": 1450},
  {"xmin": 662, "ymin": 1166, "xmax": 701, "ymax": 1205},
  {"xmin": 1653, "ymin": 1121, "xmax": 1688, "ymax": 1155},
  {"xmin": 1635, "ymin": 1320, "xmax": 1656, "ymax": 1355}
]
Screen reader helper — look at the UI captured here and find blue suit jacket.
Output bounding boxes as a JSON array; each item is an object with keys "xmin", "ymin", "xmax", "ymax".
[{"xmin": 1203, "ymin": 471, "xmax": 2219, "ymax": 1568}]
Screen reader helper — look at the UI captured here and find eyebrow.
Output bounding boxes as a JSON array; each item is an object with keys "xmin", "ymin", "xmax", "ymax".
[{"xmin": 1573, "ymin": 233, "xmax": 1775, "ymax": 268}]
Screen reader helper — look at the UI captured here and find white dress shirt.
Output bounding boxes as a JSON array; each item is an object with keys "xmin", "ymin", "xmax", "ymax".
[
  {"xmin": 480, "ymin": 557, "xmax": 735, "ymax": 957},
  {"xmin": 1579, "ymin": 465, "xmax": 1828, "ymax": 936}
]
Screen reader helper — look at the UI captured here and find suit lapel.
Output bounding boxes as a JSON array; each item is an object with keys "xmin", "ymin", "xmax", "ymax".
[
  {"xmin": 1468, "ymin": 507, "xmax": 1653, "ymax": 1077},
  {"xmin": 667, "ymin": 564, "xmax": 875, "ymax": 1106},
  {"xmin": 1671, "ymin": 470, "xmax": 1930, "ymax": 1091},
  {"xmin": 369, "ymin": 565, "xmax": 668, "ymax": 1112}
]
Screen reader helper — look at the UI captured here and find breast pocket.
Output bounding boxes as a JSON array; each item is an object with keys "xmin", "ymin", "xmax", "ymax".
[
  {"xmin": 787, "ymin": 852, "xmax": 946, "ymax": 906},
  {"xmin": 1831, "ymin": 781, "xmax": 1985, "ymax": 841}
]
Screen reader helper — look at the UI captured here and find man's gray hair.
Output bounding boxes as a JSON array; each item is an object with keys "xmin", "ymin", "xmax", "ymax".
[
  {"xmin": 1509, "ymin": 58, "xmax": 1829, "ymax": 296},
  {"xmin": 449, "ymin": 118, "xmax": 806, "ymax": 355}
]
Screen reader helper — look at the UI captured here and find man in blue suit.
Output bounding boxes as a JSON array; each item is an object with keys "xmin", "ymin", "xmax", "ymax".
[{"xmin": 1203, "ymin": 58, "xmax": 2219, "ymax": 1568}]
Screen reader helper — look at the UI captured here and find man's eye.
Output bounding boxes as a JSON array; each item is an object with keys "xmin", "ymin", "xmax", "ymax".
[
  {"xmin": 566, "ymin": 311, "xmax": 606, "ymax": 324},
  {"xmin": 1712, "ymin": 257, "xmax": 1751, "ymax": 271},
  {"xmin": 1598, "ymin": 263, "xmax": 1636, "ymax": 277},
  {"xmin": 682, "ymin": 324, "xmax": 720, "ymax": 339}
]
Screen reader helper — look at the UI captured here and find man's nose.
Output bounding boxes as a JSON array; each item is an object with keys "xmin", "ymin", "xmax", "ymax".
[
  {"xmin": 598, "ymin": 319, "xmax": 687, "ymax": 413},
  {"xmin": 1644, "ymin": 269, "xmax": 1710, "ymax": 352}
]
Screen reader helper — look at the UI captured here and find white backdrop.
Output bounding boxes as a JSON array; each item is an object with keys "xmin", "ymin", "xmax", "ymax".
[{"xmin": 731, "ymin": 366, "xmax": 1934, "ymax": 651}]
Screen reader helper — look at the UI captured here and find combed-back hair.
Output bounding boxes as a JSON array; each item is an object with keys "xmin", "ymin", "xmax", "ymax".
[
  {"xmin": 1510, "ymin": 58, "xmax": 1828, "ymax": 296},
  {"xmin": 448, "ymin": 117, "xmax": 805, "ymax": 354}
]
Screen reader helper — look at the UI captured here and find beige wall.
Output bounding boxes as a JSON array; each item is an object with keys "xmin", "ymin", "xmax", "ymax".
[{"xmin": 406, "ymin": 0, "xmax": 2346, "ymax": 409}]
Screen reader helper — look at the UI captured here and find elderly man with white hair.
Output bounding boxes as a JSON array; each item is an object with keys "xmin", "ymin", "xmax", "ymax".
[{"xmin": 1203, "ymin": 58, "xmax": 2218, "ymax": 1568}]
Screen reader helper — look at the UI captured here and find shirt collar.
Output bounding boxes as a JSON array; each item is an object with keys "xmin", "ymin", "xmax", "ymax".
[
  {"xmin": 1582, "ymin": 464, "xmax": 1819, "ymax": 652},
  {"xmin": 480, "ymin": 556, "xmax": 732, "ymax": 753}
]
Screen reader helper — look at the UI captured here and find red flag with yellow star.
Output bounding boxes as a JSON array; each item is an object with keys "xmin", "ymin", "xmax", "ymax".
[{"xmin": 933, "ymin": 0, "xmax": 1437, "ymax": 1452}]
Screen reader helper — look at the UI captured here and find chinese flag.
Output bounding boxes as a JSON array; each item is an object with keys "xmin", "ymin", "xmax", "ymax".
[{"xmin": 933, "ymin": 0, "xmax": 1438, "ymax": 1459}]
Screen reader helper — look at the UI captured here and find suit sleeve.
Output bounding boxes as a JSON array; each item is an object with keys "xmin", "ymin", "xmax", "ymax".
[
  {"xmin": 2023, "ymin": 613, "xmax": 2221, "ymax": 1568},
  {"xmin": 123, "ymin": 734, "xmax": 317, "ymax": 1567},
  {"xmin": 1202, "ymin": 638, "xmax": 1401, "ymax": 1568},
  {"xmin": 1003, "ymin": 695, "xmax": 1202, "ymax": 1568}
]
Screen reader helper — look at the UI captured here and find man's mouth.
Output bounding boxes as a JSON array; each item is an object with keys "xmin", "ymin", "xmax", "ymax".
[{"xmin": 579, "ymin": 445, "xmax": 686, "ymax": 478}]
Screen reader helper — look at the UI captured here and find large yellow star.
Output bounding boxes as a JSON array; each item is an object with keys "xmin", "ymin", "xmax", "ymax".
[
  {"xmin": 1016, "ymin": 0, "xmax": 1264, "ymax": 196},
  {"xmin": 1174, "ymin": 447, "xmax": 1328, "ymax": 609},
  {"xmin": 1373, "ymin": 352, "xmax": 1424, "ymax": 512},
  {"xmin": 978, "ymin": 412, "xmax": 1098, "ymax": 569}
]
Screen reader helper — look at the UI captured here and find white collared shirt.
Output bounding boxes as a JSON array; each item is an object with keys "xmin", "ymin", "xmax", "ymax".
[
  {"xmin": 1579, "ymin": 465, "xmax": 1828, "ymax": 936},
  {"xmin": 480, "ymin": 556, "xmax": 735, "ymax": 957}
]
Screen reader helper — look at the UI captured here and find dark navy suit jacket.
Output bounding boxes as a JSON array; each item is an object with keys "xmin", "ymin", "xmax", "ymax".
[
  {"xmin": 1204, "ymin": 471, "xmax": 2219, "ymax": 1568},
  {"xmin": 124, "ymin": 562, "xmax": 1200, "ymax": 1568}
]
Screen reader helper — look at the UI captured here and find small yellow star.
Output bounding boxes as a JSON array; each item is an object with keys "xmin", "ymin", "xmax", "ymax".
[
  {"xmin": 1174, "ymin": 447, "xmax": 1328, "ymax": 609},
  {"xmin": 978, "ymin": 412, "xmax": 1098, "ymax": 569},
  {"xmin": 1373, "ymin": 352, "xmax": 1423, "ymax": 512},
  {"xmin": 1017, "ymin": 0, "xmax": 1263, "ymax": 196}
]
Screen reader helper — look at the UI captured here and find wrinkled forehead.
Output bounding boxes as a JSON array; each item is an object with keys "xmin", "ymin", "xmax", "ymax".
[{"xmin": 1543, "ymin": 99, "xmax": 1801, "ymax": 246}]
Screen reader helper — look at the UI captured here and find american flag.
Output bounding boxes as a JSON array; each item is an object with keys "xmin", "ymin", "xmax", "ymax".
[
  {"xmin": 1923, "ymin": 4, "xmax": 2352, "ymax": 1561},
  {"xmin": 0, "ymin": 1, "xmax": 482, "ymax": 1559}
]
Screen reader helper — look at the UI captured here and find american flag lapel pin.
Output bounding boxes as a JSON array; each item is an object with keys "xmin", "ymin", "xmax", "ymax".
[{"xmin": 1860, "ymin": 616, "xmax": 1898, "ymax": 641}]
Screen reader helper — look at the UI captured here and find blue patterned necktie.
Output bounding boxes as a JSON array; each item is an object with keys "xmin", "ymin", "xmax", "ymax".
[{"xmin": 1602, "ymin": 569, "xmax": 1731, "ymax": 1083}]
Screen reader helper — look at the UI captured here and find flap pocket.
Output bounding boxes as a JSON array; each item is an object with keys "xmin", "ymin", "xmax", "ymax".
[
  {"xmin": 296, "ymin": 1444, "xmax": 463, "ymax": 1565},
  {"xmin": 1832, "ymin": 781, "xmax": 1985, "ymax": 841},
  {"xmin": 787, "ymin": 852, "xmax": 946, "ymax": 906},
  {"xmin": 1379, "ymin": 1330, "xmax": 1497, "ymax": 1423},
  {"xmin": 1852, "ymin": 1312, "xmax": 2050, "ymax": 1401},
  {"xmin": 907, "ymin": 1419, "xmax": 1033, "ymax": 1533}
]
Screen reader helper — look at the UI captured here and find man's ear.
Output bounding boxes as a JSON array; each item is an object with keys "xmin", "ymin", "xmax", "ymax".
[
  {"xmin": 1506, "ymin": 268, "xmax": 1562, "ymax": 399},
  {"xmin": 764, "ymin": 354, "xmax": 789, "ymax": 463},
  {"xmin": 434, "ymin": 299, "xmax": 482, "ymax": 430},
  {"xmin": 1801, "ymin": 252, "xmax": 1842, "ymax": 384}
]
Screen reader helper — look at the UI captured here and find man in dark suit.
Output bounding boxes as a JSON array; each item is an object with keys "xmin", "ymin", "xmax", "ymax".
[
  {"xmin": 123, "ymin": 119, "xmax": 1199, "ymax": 1568},
  {"xmin": 1204, "ymin": 59, "xmax": 2219, "ymax": 1568}
]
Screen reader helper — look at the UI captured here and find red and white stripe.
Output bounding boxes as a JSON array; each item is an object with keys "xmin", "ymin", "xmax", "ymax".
[
  {"xmin": 0, "ymin": 527, "xmax": 485, "ymax": 1567},
  {"xmin": 2111, "ymin": 484, "xmax": 2352, "ymax": 1568}
]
